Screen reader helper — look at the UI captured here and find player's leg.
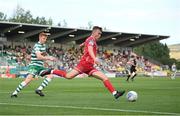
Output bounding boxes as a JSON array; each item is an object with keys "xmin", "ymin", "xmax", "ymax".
[
  {"xmin": 52, "ymin": 62, "xmax": 83, "ymax": 79},
  {"xmin": 40, "ymin": 62, "xmax": 82, "ymax": 79},
  {"xmin": 11, "ymin": 74, "xmax": 34, "ymax": 97},
  {"xmin": 126, "ymin": 74, "xmax": 131, "ymax": 82},
  {"xmin": 174, "ymin": 71, "xmax": 177, "ymax": 79},
  {"xmin": 36, "ymin": 67, "xmax": 58, "ymax": 96},
  {"xmin": 51, "ymin": 68, "xmax": 80, "ymax": 79},
  {"xmin": 65, "ymin": 69, "xmax": 80, "ymax": 79},
  {"xmin": 51, "ymin": 69, "xmax": 67, "ymax": 77},
  {"xmin": 131, "ymin": 71, "xmax": 137, "ymax": 81},
  {"xmin": 126, "ymin": 68, "xmax": 131, "ymax": 82},
  {"xmin": 171, "ymin": 71, "xmax": 176, "ymax": 79},
  {"xmin": 36, "ymin": 69, "xmax": 78, "ymax": 97},
  {"xmin": 40, "ymin": 68, "xmax": 67, "ymax": 78},
  {"xmin": 91, "ymin": 71, "xmax": 125, "ymax": 99},
  {"xmin": 35, "ymin": 74, "xmax": 54, "ymax": 96},
  {"xmin": 40, "ymin": 68, "xmax": 80, "ymax": 79}
]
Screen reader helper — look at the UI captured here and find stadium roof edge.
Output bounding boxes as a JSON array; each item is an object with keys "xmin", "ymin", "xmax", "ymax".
[{"xmin": 0, "ymin": 21, "xmax": 169, "ymax": 47}]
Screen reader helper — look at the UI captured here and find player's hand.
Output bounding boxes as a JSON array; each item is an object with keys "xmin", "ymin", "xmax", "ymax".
[
  {"xmin": 79, "ymin": 42, "xmax": 85, "ymax": 48},
  {"xmin": 94, "ymin": 58, "xmax": 102, "ymax": 65},
  {"xmin": 47, "ymin": 56, "xmax": 58, "ymax": 61}
]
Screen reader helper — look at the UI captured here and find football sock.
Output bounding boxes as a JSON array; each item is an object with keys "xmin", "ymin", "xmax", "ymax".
[
  {"xmin": 37, "ymin": 78, "xmax": 52, "ymax": 90},
  {"xmin": 12, "ymin": 81, "xmax": 26, "ymax": 95},
  {"xmin": 131, "ymin": 74, "xmax": 137, "ymax": 80},
  {"xmin": 127, "ymin": 75, "xmax": 130, "ymax": 81},
  {"xmin": 52, "ymin": 69, "xmax": 67, "ymax": 78},
  {"xmin": 103, "ymin": 80, "xmax": 116, "ymax": 94}
]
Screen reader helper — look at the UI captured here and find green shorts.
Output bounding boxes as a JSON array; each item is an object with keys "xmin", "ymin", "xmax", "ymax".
[{"xmin": 28, "ymin": 65, "xmax": 47, "ymax": 78}]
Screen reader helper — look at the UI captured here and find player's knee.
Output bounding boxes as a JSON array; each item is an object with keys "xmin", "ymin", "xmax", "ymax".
[
  {"xmin": 24, "ymin": 78, "xmax": 32, "ymax": 85},
  {"xmin": 25, "ymin": 75, "xmax": 34, "ymax": 83},
  {"xmin": 47, "ymin": 74, "xmax": 54, "ymax": 79},
  {"xmin": 65, "ymin": 74, "xmax": 74, "ymax": 79}
]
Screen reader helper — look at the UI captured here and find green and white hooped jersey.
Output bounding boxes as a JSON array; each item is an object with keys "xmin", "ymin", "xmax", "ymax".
[{"xmin": 29, "ymin": 42, "xmax": 46, "ymax": 67}]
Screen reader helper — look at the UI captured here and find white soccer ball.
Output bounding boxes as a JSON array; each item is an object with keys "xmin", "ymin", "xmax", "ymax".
[{"xmin": 126, "ymin": 91, "xmax": 138, "ymax": 102}]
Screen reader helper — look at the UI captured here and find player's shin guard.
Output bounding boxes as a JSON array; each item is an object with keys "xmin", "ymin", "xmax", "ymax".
[
  {"xmin": 52, "ymin": 69, "xmax": 67, "ymax": 78},
  {"xmin": 12, "ymin": 81, "xmax": 27, "ymax": 95},
  {"xmin": 103, "ymin": 80, "xmax": 116, "ymax": 94}
]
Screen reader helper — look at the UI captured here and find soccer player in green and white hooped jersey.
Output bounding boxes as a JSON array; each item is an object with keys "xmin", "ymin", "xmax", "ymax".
[{"xmin": 11, "ymin": 32, "xmax": 57, "ymax": 97}]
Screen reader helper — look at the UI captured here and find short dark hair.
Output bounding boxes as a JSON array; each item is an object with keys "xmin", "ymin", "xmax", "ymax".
[{"xmin": 92, "ymin": 26, "xmax": 102, "ymax": 32}]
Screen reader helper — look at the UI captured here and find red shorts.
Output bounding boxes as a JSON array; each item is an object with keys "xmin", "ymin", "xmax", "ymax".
[{"xmin": 74, "ymin": 61, "xmax": 98, "ymax": 75}]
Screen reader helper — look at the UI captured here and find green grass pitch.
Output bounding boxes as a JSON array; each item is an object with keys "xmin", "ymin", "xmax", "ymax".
[{"xmin": 0, "ymin": 77, "xmax": 180, "ymax": 115}]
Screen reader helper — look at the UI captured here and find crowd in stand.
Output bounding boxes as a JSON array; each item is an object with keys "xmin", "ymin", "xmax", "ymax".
[{"xmin": 1, "ymin": 44, "xmax": 155, "ymax": 73}]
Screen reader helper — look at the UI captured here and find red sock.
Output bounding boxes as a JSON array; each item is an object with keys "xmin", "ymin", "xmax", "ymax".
[
  {"xmin": 103, "ymin": 80, "xmax": 115, "ymax": 93},
  {"xmin": 52, "ymin": 70, "xmax": 67, "ymax": 78}
]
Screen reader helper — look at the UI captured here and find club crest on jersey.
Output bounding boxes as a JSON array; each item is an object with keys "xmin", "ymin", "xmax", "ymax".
[{"xmin": 89, "ymin": 40, "xmax": 94, "ymax": 46}]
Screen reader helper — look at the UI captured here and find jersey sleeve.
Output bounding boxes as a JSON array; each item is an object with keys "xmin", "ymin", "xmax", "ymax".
[
  {"xmin": 87, "ymin": 39, "xmax": 95, "ymax": 47},
  {"xmin": 34, "ymin": 44, "xmax": 41, "ymax": 53}
]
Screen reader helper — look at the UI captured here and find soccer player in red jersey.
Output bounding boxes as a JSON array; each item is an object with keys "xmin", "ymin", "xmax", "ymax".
[{"xmin": 40, "ymin": 26, "xmax": 125, "ymax": 99}]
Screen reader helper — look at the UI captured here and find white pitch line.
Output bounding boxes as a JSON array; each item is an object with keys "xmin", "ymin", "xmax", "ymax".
[
  {"xmin": 0, "ymin": 102, "xmax": 178, "ymax": 115},
  {"xmin": 0, "ymin": 91, "xmax": 33, "ymax": 93}
]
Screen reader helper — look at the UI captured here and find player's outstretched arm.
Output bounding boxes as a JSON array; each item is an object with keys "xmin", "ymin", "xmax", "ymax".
[
  {"xmin": 36, "ymin": 52, "xmax": 57, "ymax": 61},
  {"xmin": 88, "ymin": 46, "xmax": 100, "ymax": 65}
]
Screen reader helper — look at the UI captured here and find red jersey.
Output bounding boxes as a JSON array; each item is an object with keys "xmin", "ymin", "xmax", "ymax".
[{"xmin": 80, "ymin": 36, "xmax": 97, "ymax": 64}]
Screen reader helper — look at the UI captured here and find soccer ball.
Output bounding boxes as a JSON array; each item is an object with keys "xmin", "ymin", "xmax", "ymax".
[{"xmin": 126, "ymin": 91, "xmax": 138, "ymax": 102}]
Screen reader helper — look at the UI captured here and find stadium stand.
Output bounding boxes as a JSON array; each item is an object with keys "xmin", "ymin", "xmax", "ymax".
[
  {"xmin": 0, "ymin": 43, "xmax": 164, "ymax": 78},
  {"xmin": 0, "ymin": 21, "xmax": 170, "ymax": 78}
]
